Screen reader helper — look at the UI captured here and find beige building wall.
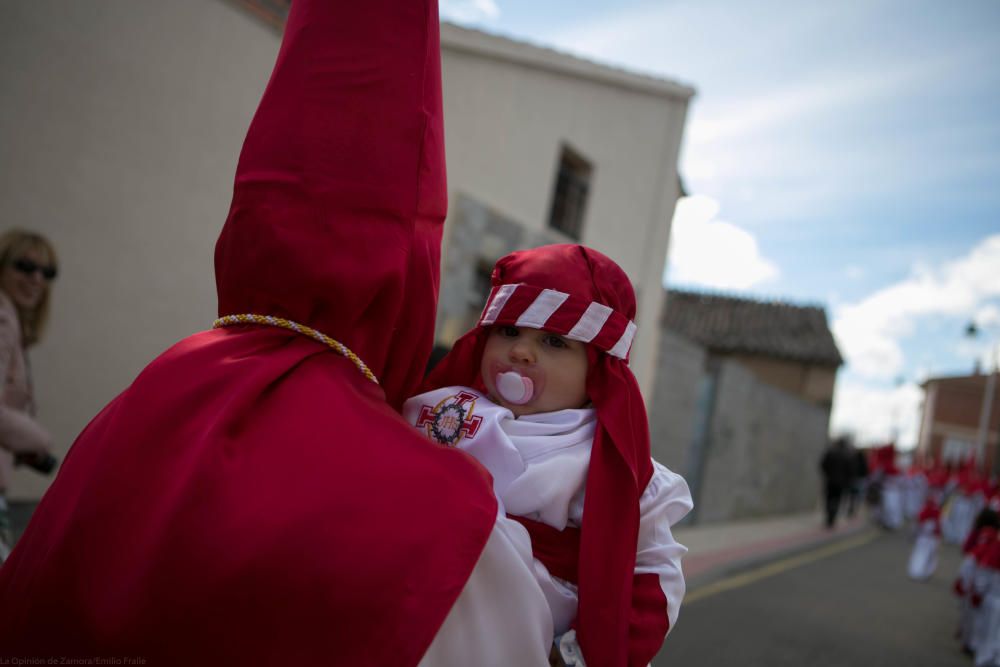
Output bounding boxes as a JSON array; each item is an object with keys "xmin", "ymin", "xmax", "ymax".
[
  {"xmin": 802, "ymin": 366, "xmax": 837, "ymax": 408},
  {"xmin": 440, "ymin": 24, "xmax": 692, "ymax": 396},
  {"xmin": 1, "ymin": 0, "xmax": 279, "ymax": 500},
  {"xmin": 1, "ymin": 3, "xmax": 691, "ymax": 500},
  {"xmin": 725, "ymin": 354, "xmax": 837, "ymax": 409}
]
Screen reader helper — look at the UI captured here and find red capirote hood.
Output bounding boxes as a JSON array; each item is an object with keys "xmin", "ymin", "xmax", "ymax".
[
  {"xmin": 214, "ymin": 1, "xmax": 448, "ymax": 408},
  {"xmin": 0, "ymin": 2, "xmax": 498, "ymax": 664}
]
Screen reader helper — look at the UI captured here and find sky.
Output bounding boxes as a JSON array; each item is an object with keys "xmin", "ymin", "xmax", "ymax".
[{"xmin": 439, "ymin": 0, "xmax": 1000, "ymax": 450}]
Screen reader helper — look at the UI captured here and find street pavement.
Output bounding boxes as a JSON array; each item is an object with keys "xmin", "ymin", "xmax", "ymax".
[{"xmin": 658, "ymin": 520, "xmax": 968, "ymax": 666}]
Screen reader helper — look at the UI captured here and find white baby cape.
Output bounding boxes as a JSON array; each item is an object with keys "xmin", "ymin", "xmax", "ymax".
[{"xmin": 402, "ymin": 386, "xmax": 693, "ymax": 635}]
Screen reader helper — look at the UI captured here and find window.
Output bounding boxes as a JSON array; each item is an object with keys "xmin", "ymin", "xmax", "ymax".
[{"xmin": 547, "ymin": 145, "xmax": 593, "ymax": 241}]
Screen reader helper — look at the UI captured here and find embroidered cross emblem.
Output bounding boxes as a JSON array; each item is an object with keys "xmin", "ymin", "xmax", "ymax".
[{"xmin": 416, "ymin": 391, "xmax": 483, "ymax": 446}]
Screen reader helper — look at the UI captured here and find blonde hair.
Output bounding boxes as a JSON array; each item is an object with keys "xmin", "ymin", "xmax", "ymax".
[{"xmin": 0, "ymin": 229, "xmax": 58, "ymax": 347}]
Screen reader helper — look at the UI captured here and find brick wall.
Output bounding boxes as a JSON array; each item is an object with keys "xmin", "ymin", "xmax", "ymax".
[
  {"xmin": 932, "ymin": 379, "xmax": 1000, "ymax": 431},
  {"xmin": 922, "ymin": 375, "xmax": 1000, "ymax": 470}
]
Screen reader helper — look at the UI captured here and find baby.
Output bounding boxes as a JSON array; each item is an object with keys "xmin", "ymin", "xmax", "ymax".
[{"xmin": 403, "ymin": 244, "xmax": 692, "ymax": 667}]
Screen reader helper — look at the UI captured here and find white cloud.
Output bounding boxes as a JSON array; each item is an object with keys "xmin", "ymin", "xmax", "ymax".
[
  {"xmin": 665, "ymin": 195, "xmax": 779, "ymax": 290},
  {"xmin": 831, "ymin": 235, "xmax": 1000, "ymax": 449},
  {"xmin": 975, "ymin": 303, "xmax": 1000, "ymax": 329},
  {"xmin": 832, "ymin": 234, "xmax": 1000, "ymax": 381},
  {"xmin": 831, "ymin": 376, "xmax": 923, "ymax": 449},
  {"xmin": 440, "ymin": 0, "xmax": 499, "ymax": 23}
]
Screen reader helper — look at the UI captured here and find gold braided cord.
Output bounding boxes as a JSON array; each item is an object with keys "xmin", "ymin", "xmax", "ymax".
[{"xmin": 213, "ymin": 314, "xmax": 378, "ymax": 385}]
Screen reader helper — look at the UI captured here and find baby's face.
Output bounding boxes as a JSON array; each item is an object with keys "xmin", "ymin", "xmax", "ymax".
[{"xmin": 480, "ymin": 325, "xmax": 589, "ymax": 417}]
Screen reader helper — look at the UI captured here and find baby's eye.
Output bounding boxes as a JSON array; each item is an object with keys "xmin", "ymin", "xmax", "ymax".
[
  {"xmin": 544, "ymin": 334, "xmax": 568, "ymax": 349},
  {"xmin": 498, "ymin": 325, "xmax": 520, "ymax": 338}
]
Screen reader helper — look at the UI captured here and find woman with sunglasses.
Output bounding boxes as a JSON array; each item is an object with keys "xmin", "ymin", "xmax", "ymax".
[{"xmin": 0, "ymin": 228, "xmax": 58, "ymax": 562}]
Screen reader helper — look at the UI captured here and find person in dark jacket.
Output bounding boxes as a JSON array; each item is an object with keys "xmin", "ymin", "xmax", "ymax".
[
  {"xmin": 846, "ymin": 441, "xmax": 868, "ymax": 517},
  {"xmin": 820, "ymin": 437, "xmax": 854, "ymax": 528}
]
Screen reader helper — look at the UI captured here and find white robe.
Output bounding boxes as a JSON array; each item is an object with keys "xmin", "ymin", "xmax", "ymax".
[
  {"xmin": 975, "ymin": 569, "xmax": 1000, "ymax": 667},
  {"xmin": 902, "ymin": 473, "xmax": 928, "ymax": 521},
  {"xmin": 959, "ymin": 553, "xmax": 980, "ymax": 650},
  {"xmin": 881, "ymin": 475, "xmax": 905, "ymax": 530},
  {"xmin": 420, "ymin": 509, "xmax": 555, "ymax": 666},
  {"xmin": 945, "ymin": 492, "xmax": 983, "ymax": 545},
  {"xmin": 404, "ymin": 386, "xmax": 693, "ymax": 637},
  {"xmin": 906, "ymin": 519, "xmax": 939, "ymax": 580},
  {"xmin": 971, "ymin": 565, "xmax": 998, "ymax": 657}
]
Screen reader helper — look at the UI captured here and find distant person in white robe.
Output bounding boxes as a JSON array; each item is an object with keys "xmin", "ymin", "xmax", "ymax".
[
  {"xmin": 973, "ymin": 535, "xmax": 1000, "ymax": 667},
  {"xmin": 944, "ymin": 465, "xmax": 988, "ymax": 545},
  {"xmin": 907, "ymin": 492, "xmax": 941, "ymax": 581},
  {"xmin": 902, "ymin": 465, "xmax": 929, "ymax": 523},
  {"xmin": 881, "ymin": 471, "xmax": 905, "ymax": 530},
  {"xmin": 956, "ymin": 524, "xmax": 1000, "ymax": 655}
]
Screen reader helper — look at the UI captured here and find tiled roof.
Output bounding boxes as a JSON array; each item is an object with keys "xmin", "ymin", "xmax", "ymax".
[
  {"xmin": 662, "ymin": 289, "xmax": 843, "ymax": 367},
  {"xmin": 922, "ymin": 373, "xmax": 995, "ymax": 390}
]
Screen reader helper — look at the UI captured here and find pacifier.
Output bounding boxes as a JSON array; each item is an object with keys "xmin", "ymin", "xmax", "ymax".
[{"xmin": 496, "ymin": 371, "xmax": 534, "ymax": 405}]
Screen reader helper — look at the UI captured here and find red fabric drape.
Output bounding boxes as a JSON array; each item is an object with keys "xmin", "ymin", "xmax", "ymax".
[
  {"xmin": 508, "ymin": 515, "xmax": 582, "ymax": 584},
  {"xmin": 0, "ymin": 1, "xmax": 498, "ymax": 664}
]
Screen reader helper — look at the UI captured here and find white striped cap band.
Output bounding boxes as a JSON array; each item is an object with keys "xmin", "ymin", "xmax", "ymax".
[{"xmin": 478, "ymin": 283, "xmax": 637, "ymax": 360}]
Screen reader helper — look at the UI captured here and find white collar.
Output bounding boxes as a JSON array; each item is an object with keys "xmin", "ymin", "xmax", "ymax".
[{"xmin": 499, "ymin": 406, "xmax": 596, "ymax": 460}]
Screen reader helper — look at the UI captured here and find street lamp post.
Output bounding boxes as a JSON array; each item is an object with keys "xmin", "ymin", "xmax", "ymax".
[
  {"xmin": 967, "ymin": 322, "xmax": 999, "ymax": 473},
  {"xmin": 890, "ymin": 375, "xmax": 904, "ymax": 445}
]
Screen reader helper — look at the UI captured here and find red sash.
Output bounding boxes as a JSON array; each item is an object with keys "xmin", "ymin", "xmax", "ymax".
[{"xmin": 508, "ymin": 514, "xmax": 581, "ymax": 584}]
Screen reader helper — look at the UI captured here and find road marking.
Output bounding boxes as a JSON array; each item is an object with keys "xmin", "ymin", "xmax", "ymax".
[{"xmin": 684, "ymin": 530, "xmax": 880, "ymax": 604}]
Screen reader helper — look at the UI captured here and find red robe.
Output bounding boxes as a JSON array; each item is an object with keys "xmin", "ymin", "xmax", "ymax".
[{"xmin": 0, "ymin": 1, "xmax": 498, "ymax": 664}]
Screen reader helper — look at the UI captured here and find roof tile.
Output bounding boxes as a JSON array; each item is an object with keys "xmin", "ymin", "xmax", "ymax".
[{"xmin": 663, "ymin": 289, "xmax": 843, "ymax": 366}]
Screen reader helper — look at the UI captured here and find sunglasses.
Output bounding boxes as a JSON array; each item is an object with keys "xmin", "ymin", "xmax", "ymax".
[{"xmin": 12, "ymin": 258, "xmax": 58, "ymax": 281}]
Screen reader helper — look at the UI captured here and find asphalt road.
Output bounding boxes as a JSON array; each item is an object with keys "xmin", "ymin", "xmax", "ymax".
[{"xmin": 656, "ymin": 528, "xmax": 969, "ymax": 667}]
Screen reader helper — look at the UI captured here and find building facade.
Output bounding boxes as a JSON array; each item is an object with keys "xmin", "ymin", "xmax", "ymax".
[
  {"xmin": 917, "ymin": 372, "xmax": 1000, "ymax": 472},
  {"xmin": 436, "ymin": 24, "xmax": 693, "ymax": 398},
  {"xmin": 651, "ymin": 290, "xmax": 843, "ymax": 522},
  {"xmin": 0, "ymin": 0, "xmax": 692, "ymax": 500}
]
